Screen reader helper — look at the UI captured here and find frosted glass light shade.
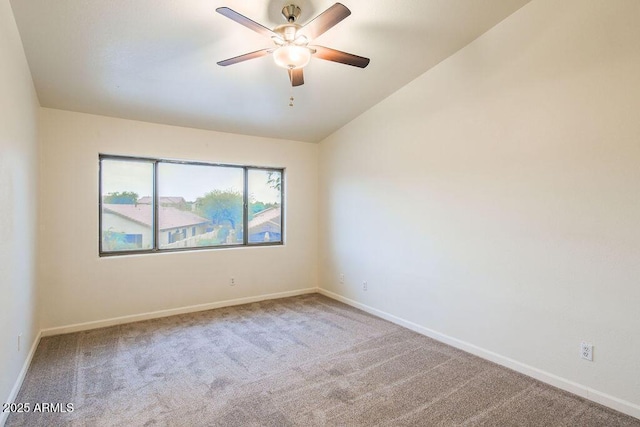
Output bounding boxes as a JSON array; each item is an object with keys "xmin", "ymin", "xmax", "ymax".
[{"xmin": 273, "ymin": 45, "xmax": 311, "ymax": 69}]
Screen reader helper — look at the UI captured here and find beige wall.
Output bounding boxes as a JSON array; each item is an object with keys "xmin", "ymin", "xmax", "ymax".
[
  {"xmin": 0, "ymin": 0, "xmax": 40, "ymax": 411},
  {"xmin": 319, "ymin": 0, "xmax": 640, "ymax": 414},
  {"xmin": 38, "ymin": 108, "xmax": 318, "ymax": 328},
  {"xmin": 4, "ymin": 0, "xmax": 640, "ymax": 418}
]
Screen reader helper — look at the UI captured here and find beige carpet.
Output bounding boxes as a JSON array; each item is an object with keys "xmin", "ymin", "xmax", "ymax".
[{"xmin": 7, "ymin": 294, "xmax": 639, "ymax": 426}]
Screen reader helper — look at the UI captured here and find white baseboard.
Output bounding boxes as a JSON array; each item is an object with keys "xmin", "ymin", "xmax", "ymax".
[
  {"xmin": 317, "ymin": 288, "xmax": 640, "ymax": 421},
  {"xmin": 41, "ymin": 288, "xmax": 318, "ymax": 337},
  {"xmin": 1, "ymin": 330, "xmax": 42, "ymax": 427}
]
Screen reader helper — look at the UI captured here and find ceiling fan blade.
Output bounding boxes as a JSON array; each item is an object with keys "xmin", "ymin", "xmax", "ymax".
[
  {"xmin": 310, "ymin": 45, "xmax": 370, "ymax": 68},
  {"xmin": 217, "ymin": 48, "xmax": 273, "ymax": 66},
  {"xmin": 299, "ymin": 3, "xmax": 351, "ymax": 40},
  {"xmin": 288, "ymin": 68, "xmax": 304, "ymax": 86},
  {"xmin": 216, "ymin": 7, "xmax": 278, "ymax": 39}
]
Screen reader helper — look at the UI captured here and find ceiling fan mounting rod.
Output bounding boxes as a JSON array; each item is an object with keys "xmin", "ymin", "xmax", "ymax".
[{"xmin": 282, "ymin": 4, "xmax": 301, "ymax": 23}]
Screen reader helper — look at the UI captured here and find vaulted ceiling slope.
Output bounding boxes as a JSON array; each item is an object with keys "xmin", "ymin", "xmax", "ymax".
[{"xmin": 10, "ymin": 0, "xmax": 531, "ymax": 142}]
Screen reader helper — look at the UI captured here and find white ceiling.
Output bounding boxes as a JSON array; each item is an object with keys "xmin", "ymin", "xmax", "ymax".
[{"xmin": 10, "ymin": 0, "xmax": 531, "ymax": 142}]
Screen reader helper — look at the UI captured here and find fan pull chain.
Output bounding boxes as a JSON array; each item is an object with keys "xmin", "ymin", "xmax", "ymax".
[{"xmin": 289, "ymin": 85, "xmax": 294, "ymax": 107}]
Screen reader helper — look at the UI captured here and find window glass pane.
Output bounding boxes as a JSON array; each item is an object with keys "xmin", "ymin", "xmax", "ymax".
[
  {"xmin": 248, "ymin": 169, "xmax": 282, "ymax": 243},
  {"xmin": 157, "ymin": 163, "xmax": 244, "ymax": 249},
  {"xmin": 100, "ymin": 158, "xmax": 154, "ymax": 252}
]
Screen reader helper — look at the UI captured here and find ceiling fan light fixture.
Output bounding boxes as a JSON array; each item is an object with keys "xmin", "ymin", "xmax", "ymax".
[
  {"xmin": 216, "ymin": 3, "xmax": 370, "ymax": 86},
  {"xmin": 273, "ymin": 45, "xmax": 311, "ymax": 69}
]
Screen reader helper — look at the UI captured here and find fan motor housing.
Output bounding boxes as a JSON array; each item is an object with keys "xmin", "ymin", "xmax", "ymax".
[
  {"xmin": 282, "ymin": 5, "xmax": 301, "ymax": 22},
  {"xmin": 274, "ymin": 23, "xmax": 302, "ymax": 42}
]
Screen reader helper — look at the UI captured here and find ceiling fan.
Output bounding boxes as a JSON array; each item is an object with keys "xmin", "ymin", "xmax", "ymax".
[{"xmin": 216, "ymin": 3, "xmax": 370, "ymax": 87}]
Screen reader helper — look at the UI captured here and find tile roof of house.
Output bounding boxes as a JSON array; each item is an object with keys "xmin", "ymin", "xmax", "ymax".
[
  {"xmin": 248, "ymin": 207, "xmax": 281, "ymax": 234},
  {"xmin": 103, "ymin": 204, "xmax": 209, "ymax": 230},
  {"xmin": 137, "ymin": 196, "xmax": 186, "ymax": 205}
]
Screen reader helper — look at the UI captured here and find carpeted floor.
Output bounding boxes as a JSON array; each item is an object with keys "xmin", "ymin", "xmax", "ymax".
[{"xmin": 7, "ymin": 294, "xmax": 640, "ymax": 426}]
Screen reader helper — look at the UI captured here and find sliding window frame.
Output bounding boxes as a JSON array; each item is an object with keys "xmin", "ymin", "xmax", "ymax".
[{"xmin": 98, "ymin": 154, "xmax": 284, "ymax": 257}]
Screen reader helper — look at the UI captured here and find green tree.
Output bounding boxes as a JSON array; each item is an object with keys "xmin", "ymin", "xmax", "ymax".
[
  {"xmin": 196, "ymin": 189, "xmax": 243, "ymax": 230},
  {"xmin": 250, "ymin": 201, "xmax": 265, "ymax": 217},
  {"xmin": 267, "ymin": 171, "xmax": 281, "ymax": 191},
  {"xmin": 172, "ymin": 200, "xmax": 191, "ymax": 211},
  {"xmin": 103, "ymin": 191, "xmax": 139, "ymax": 204}
]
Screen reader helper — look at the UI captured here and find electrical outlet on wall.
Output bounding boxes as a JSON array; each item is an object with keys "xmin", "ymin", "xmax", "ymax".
[
  {"xmin": 18, "ymin": 333, "xmax": 22, "ymax": 352},
  {"xmin": 362, "ymin": 281, "xmax": 368, "ymax": 291},
  {"xmin": 339, "ymin": 273, "xmax": 344, "ymax": 284},
  {"xmin": 230, "ymin": 277, "xmax": 236, "ymax": 286},
  {"xmin": 580, "ymin": 342, "xmax": 593, "ymax": 361}
]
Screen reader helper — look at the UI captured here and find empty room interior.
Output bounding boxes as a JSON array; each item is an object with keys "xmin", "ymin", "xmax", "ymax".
[{"xmin": 1, "ymin": 0, "xmax": 639, "ymax": 425}]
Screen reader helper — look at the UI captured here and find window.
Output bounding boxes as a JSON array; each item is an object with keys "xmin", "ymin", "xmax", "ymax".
[
  {"xmin": 99, "ymin": 155, "xmax": 284, "ymax": 256},
  {"xmin": 100, "ymin": 158, "xmax": 154, "ymax": 252},
  {"xmin": 248, "ymin": 169, "xmax": 282, "ymax": 243}
]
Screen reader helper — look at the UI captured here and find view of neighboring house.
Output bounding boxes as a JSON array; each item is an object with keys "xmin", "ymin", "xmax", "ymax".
[
  {"xmin": 103, "ymin": 199, "xmax": 282, "ymax": 250},
  {"xmin": 102, "ymin": 204, "xmax": 210, "ymax": 249},
  {"xmin": 138, "ymin": 196, "xmax": 189, "ymax": 207},
  {"xmin": 248, "ymin": 207, "xmax": 281, "ymax": 243}
]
